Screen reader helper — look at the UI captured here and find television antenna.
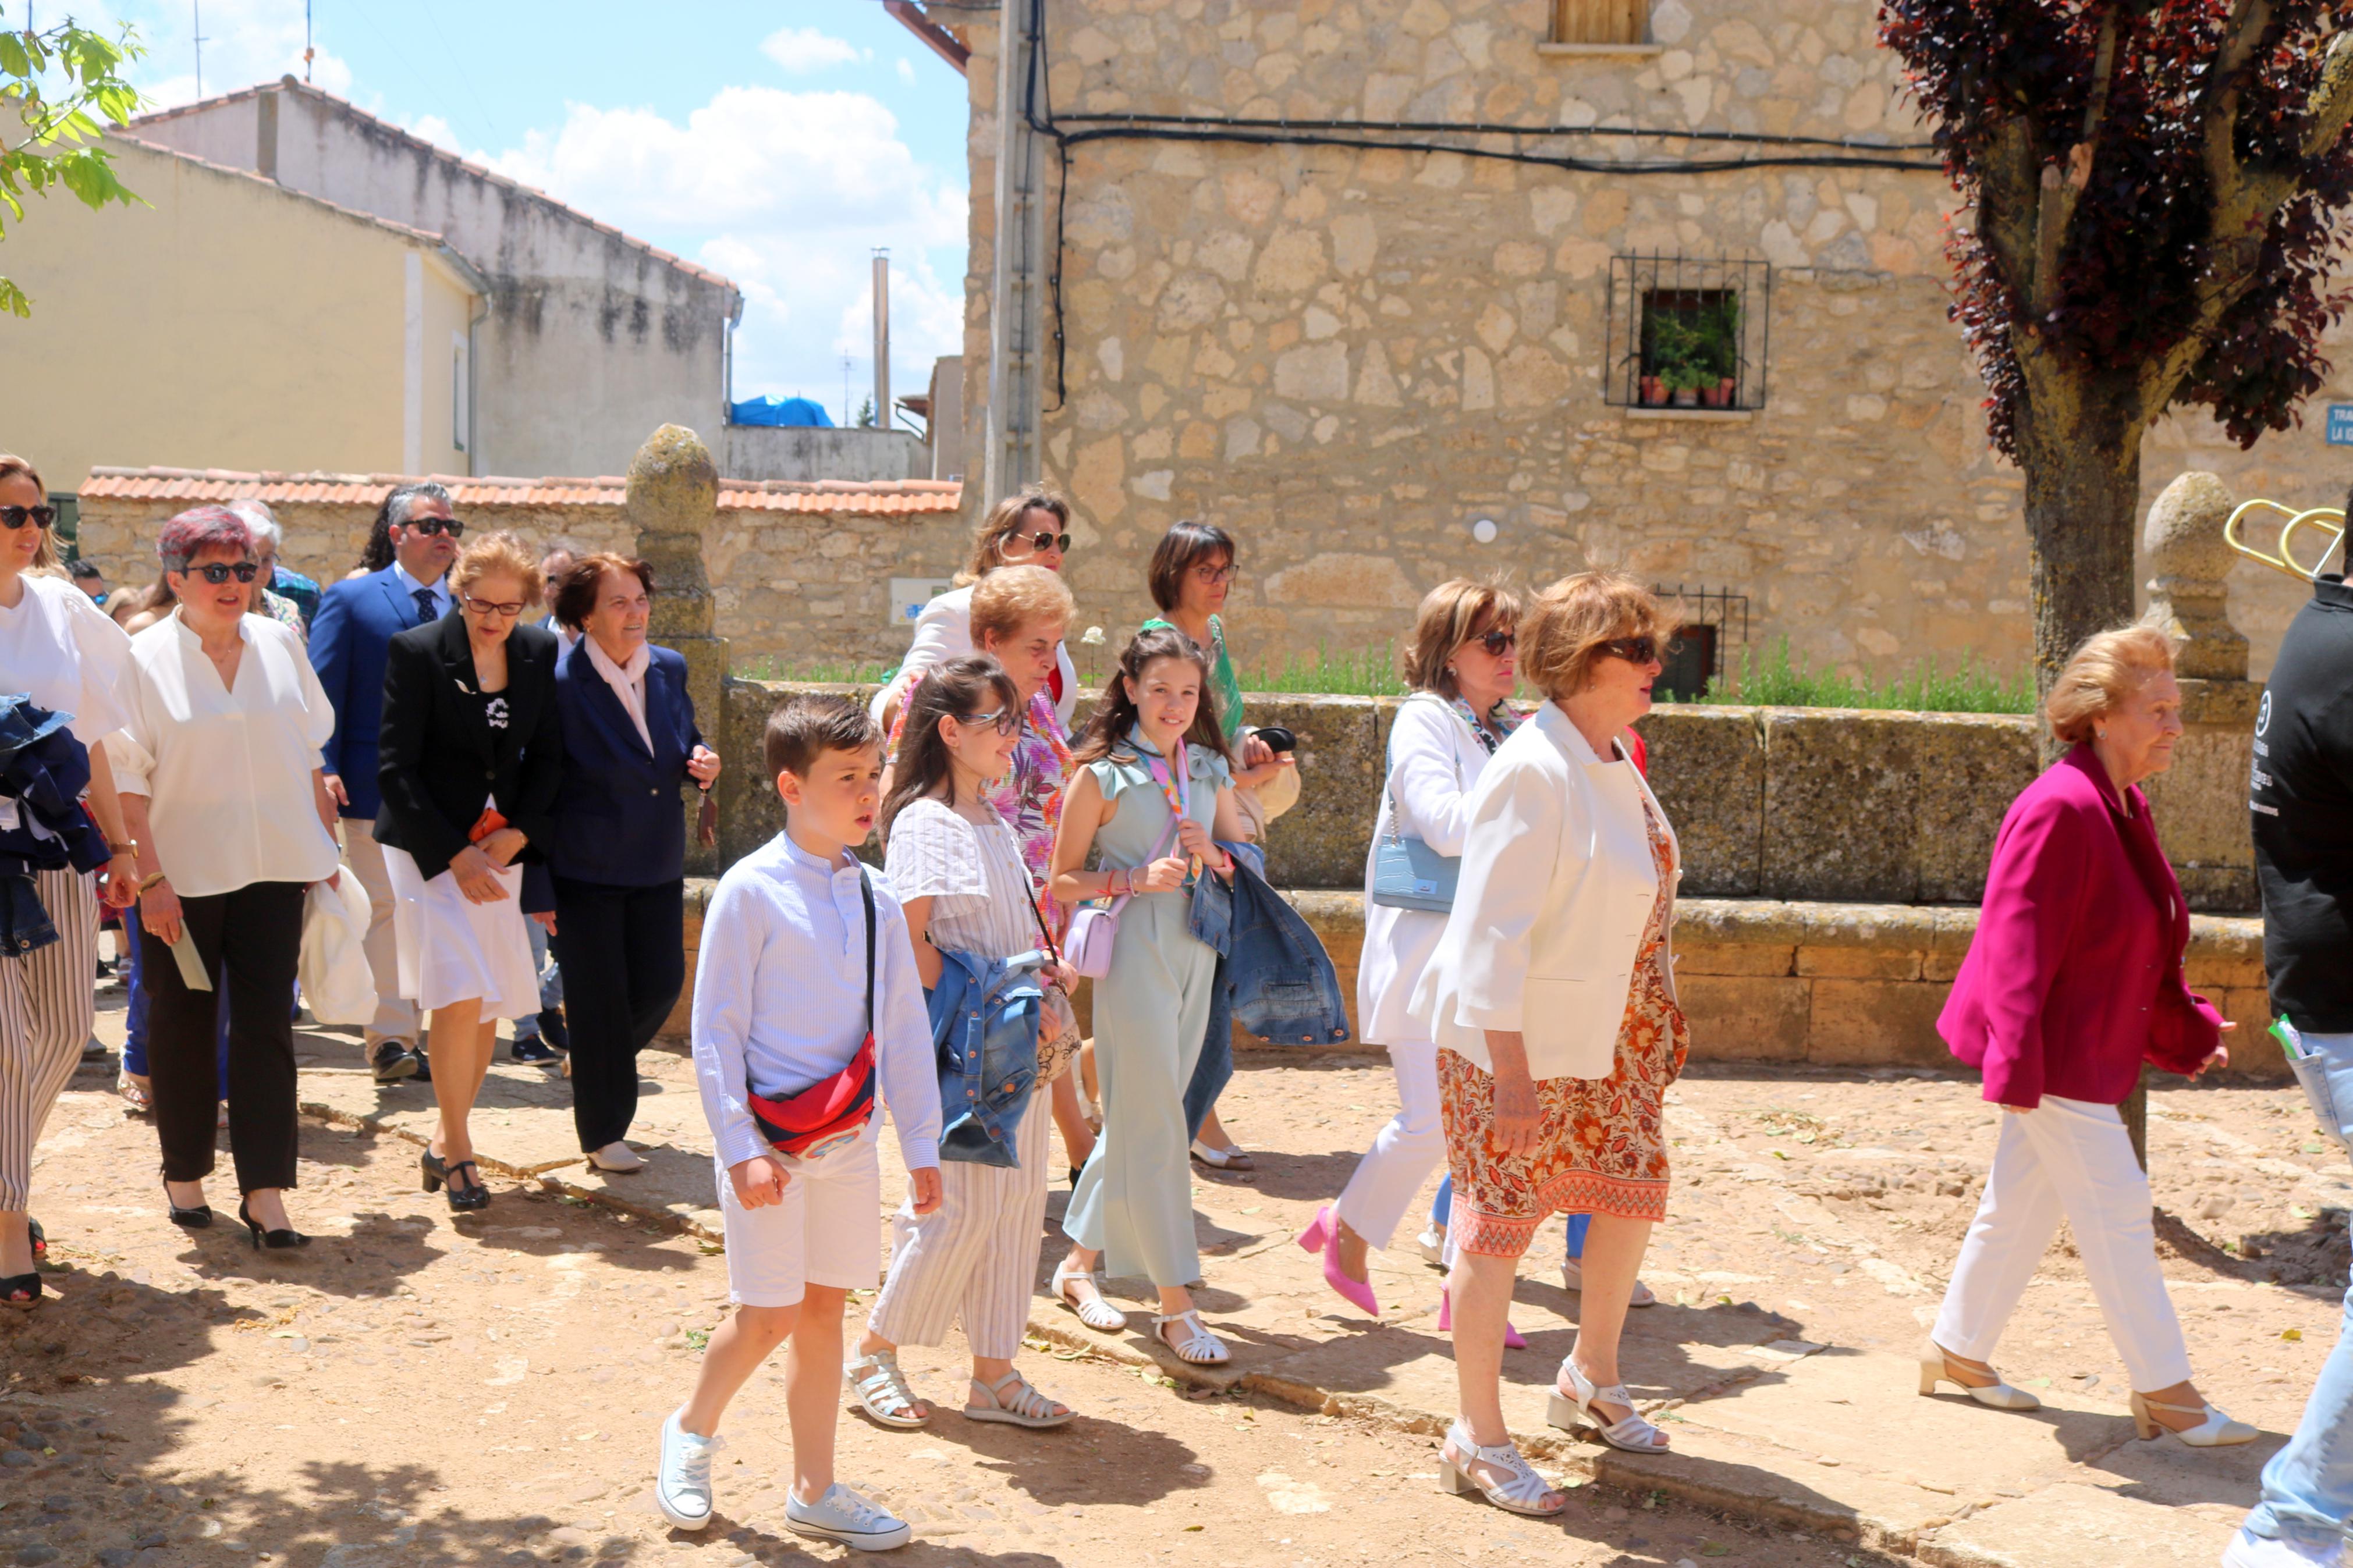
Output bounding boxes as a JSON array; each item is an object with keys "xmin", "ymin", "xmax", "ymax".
[{"xmin": 192, "ymin": 1, "xmax": 210, "ymax": 97}]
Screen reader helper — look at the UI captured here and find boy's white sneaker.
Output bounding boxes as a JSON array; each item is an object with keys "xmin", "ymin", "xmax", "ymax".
[
  {"xmin": 2223, "ymin": 1530, "xmax": 2345, "ymax": 1568},
  {"xmin": 786, "ymin": 1483, "xmax": 913, "ymax": 1551},
  {"xmin": 655, "ymin": 1409, "xmax": 722, "ymax": 1530}
]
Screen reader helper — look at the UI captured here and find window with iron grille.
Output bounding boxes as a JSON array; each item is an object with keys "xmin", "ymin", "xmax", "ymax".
[
  {"xmin": 1650, "ymin": 584, "xmax": 1750, "ymax": 701},
  {"xmin": 1552, "ymin": 0, "xmax": 1649, "ymax": 45},
  {"xmin": 1605, "ymin": 255, "xmax": 1773, "ymax": 411}
]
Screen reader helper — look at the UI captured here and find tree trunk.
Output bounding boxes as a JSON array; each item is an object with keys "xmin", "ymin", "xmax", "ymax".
[
  {"xmin": 2014, "ymin": 381, "xmax": 2149, "ymax": 1160},
  {"xmin": 2015, "ymin": 392, "xmax": 2143, "ymax": 708}
]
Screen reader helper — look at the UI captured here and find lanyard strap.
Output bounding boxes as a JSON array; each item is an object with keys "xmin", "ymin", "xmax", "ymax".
[
  {"xmin": 1144, "ymin": 742, "xmax": 1199, "ymax": 878},
  {"xmin": 856, "ymin": 865, "xmax": 876, "ymax": 1039}
]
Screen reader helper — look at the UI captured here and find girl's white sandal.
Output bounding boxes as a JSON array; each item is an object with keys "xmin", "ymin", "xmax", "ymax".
[
  {"xmin": 1151, "ymin": 1308, "xmax": 1230, "ymax": 1365},
  {"xmin": 1052, "ymin": 1260, "xmax": 1127, "ymax": 1332}
]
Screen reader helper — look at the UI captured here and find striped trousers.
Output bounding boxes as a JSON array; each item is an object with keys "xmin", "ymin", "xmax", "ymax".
[
  {"xmin": 869, "ymin": 1090, "xmax": 1053, "ymax": 1361},
  {"xmin": 1, "ymin": 867, "xmax": 97, "ymax": 1213}
]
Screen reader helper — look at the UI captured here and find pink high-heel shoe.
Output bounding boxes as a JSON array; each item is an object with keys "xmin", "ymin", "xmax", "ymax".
[
  {"xmin": 1437, "ymin": 1285, "xmax": 1527, "ymax": 1349},
  {"xmin": 1297, "ymin": 1205, "xmax": 1380, "ymax": 1316}
]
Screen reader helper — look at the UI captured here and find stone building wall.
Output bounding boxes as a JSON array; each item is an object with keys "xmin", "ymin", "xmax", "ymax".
[{"xmin": 954, "ymin": 0, "xmax": 2353, "ymax": 685}]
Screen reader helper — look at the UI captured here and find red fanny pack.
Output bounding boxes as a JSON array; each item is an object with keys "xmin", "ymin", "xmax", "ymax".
[{"xmin": 745, "ymin": 867, "xmax": 878, "ymax": 1160}]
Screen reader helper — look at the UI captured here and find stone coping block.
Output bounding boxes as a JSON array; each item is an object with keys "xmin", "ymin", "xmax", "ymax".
[{"xmin": 717, "ymin": 681, "xmax": 2257, "ymax": 911}]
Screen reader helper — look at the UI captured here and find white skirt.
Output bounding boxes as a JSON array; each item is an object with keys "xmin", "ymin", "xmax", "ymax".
[{"xmin": 383, "ymin": 845, "xmax": 541, "ymax": 1019}]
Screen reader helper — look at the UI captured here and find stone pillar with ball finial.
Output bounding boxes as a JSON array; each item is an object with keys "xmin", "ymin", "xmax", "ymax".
[
  {"xmin": 2137, "ymin": 470, "xmax": 2260, "ymax": 913},
  {"xmin": 626, "ymin": 424, "xmax": 730, "ymax": 878}
]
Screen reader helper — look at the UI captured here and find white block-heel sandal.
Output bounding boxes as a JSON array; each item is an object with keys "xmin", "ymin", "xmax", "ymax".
[
  {"xmin": 1547, "ymin": 1357, "xmax": 1670, "ymax": 1453},
  {"xmin": 1917, "ymin": 1346, "xmax": 2041, "ymax": 1410},
  {"xmin": 2131, "ymin": 1392, "xmax": 2258, "ymax": 1447},
  {"xmin": 1436, "ymin": 1418, "xmax": 1566, "ymax": 1516}
]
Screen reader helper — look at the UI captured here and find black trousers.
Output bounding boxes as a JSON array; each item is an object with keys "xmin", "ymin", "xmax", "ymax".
[
  {"xmin": 549, "ymin": 876, "xmax": 684, "ymax": 1153},
  {"xmin": 143, "ymin": 879, "xmax": 306, "ymax": 1193}
]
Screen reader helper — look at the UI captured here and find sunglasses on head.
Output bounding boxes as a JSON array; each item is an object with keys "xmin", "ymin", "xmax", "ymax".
[
  {"xmin": 1470, "ymin": 629, "xmax": 1516, "ymax": 656},
  {"xmin": 182, "ymin": 561, "xmax": 260, "ymax": 584},
  {"xmin": 952, "ymin": 707, "xmax": 1020, "ymax": 737},
  {"xmin": 1598, "ymin": 635, "xmax": 1661, "ymax": 664},
  {"xmin": 462, "ymin": 593, "xmax": 526, "ymax": 617},
  {"xmin": 1003, "ymin": 529, "xmax": 1071, "ymax": 556},
  {"xmin": 404, "ymin": 516, "xmax": 464, "ymax": 538},
  {"xmin": 0, "ymin": 504, "xmax": 57, "ymax": 531}
]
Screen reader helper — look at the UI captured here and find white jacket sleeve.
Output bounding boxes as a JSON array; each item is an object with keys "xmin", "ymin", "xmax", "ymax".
[
  {"xmin": 690, "ymin": 870, "xmax": 772, "ymax": 1171},
  {"xmin": 1447, "ymin": 748, "xmax": 1566, "ymax": 1032},
  {"xmin": 868, "ymin": 884, "xmax": 943, "ymax": 1171},
  {"xmin": 1387, "ymin": 700, "xmax": 1479, "ymax": 856}
]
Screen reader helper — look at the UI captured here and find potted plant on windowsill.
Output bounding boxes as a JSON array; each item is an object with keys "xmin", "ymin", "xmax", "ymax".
[
  {"xmin": 1638, "ymin": 372, "xmax": 1667, "ymax": 406},
  {"xmin": 1665, "ymin": 365, "xmax": 1713, "ymax": 407}
]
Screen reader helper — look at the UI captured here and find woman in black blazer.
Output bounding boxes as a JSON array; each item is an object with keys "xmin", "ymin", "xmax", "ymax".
[
  {"xmin": 545, "ymin": 554, "xmax": 720, "ymax": 1173},
  {"xmin": 375, "ymin": 531, "xmax": 565, "ymax": 1212}
]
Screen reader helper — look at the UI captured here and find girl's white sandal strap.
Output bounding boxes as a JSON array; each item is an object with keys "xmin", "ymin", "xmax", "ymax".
[
  {"xmin": 1151, "ymin": 1309, "xmax": 1231, "ymax": 1365},
  {"xmin": 1053, "ymin": 1264, "xmax": 1127, "ymax": 1331},
  {"xmin": 965, "ymin": 1371, "xmax": 1074, "ymax": 1428},
  {"xmin": 842, "ymin": 1351, "xmax": 930, "ymax": 1428}
]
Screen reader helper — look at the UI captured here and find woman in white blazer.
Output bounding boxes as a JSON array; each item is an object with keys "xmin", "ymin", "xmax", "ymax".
[
  {"xmin": 1409, "ymin": 573, "xmax": 1687, "ymax": 1517},
  {"xmin": 873, "ymin": 489, "xmax": 1081, "ymax": 735},
  {"xmin": 1295, "ymin": 581, "xmax": 1522, "ymax": 1317}
]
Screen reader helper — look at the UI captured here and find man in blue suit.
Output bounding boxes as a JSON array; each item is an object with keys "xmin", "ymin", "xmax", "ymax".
[{"xmin": 311, "ymin": 481, "xmax": 462, "ymax": 1083}]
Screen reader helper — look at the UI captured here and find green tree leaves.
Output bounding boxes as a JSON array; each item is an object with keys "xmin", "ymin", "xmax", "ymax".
[{"xmin": 2, "ymin": 9, "xmax": 145, "ymax": 318}]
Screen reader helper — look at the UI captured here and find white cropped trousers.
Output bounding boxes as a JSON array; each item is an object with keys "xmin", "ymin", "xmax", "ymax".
[
  {"xmin": 1335, "ymin": 1040, "xmax": 1445, "ymax": 1251},
  {"xmin": 1932, "ymin": 1094, "xmax": 2194, "ymax": 1392}
]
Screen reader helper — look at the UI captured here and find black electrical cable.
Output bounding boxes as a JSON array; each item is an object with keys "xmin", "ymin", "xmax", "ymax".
[{"xmin": 1054, "ymin": 109, "xmax": 1939, "ymax": 157}]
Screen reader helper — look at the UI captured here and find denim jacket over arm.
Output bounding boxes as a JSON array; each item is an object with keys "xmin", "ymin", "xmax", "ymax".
[
  {"xmin": 927, "ymin": 945, "xmax": 1051, "ymax": 1167},
  {"xmin": 1188, "ymin": 848, "xmax": 1351, "ymax": 1046}
]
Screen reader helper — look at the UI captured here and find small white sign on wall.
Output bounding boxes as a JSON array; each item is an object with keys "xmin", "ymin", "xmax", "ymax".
[{"xmin": 888, "ymin": 577, "xmax": 956, "ymax": 630}]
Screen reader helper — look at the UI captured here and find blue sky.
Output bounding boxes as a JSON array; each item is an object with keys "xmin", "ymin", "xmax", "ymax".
[{"xmin": 73, "ymin": 0, "xmax": 973, "ymax": 423}]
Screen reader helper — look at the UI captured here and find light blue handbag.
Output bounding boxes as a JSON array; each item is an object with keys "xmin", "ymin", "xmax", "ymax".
[{"xmin": 1369, "ymin": 703, "xmax": 1463, "ymax": 912}]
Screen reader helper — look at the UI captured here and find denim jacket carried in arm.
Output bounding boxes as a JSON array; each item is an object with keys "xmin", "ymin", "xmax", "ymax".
[
  {"xmin": 0, "ymin": 696, "xmax": 109, "ymax": 958},
  {"xmin": 927, "ymin": 945, "xmax": 1051, "ymax": 1168},
  {"xmin": 1188, "ymin": 847, "xmax": 1351, "ymax": 1046}
]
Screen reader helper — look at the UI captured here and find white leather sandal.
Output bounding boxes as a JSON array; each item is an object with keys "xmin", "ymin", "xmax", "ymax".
[
  {"xmin": 2131, "ymin": 1391, "xmax": 2258, "ymax": 1446},
  {"xmin": 1547, "ymin": 1356, "xmax": 1670, "ymax": 1453},
  {"xmin": 964, "ymin": 1370, "xmax": 1074, "ymax": 1429},
  {"xmin": 842, "ymin": 1350, "xmax": 931, "ymax": 1429},
  {"xmin": 1052, "ymin": 1259, "xmax": 1126, "ymax": 1332},
  {"xmin": 1151, "ymin": 1308, "xmax": 1230, "ymax": 1366},
  {"xmin": 1917, "ymin": 1345, "xmax": 2041, "ymax": 1410},
  {"xmin": 1436, "ymin": 1417, "xmax": 1566, "ymax": 1516}
]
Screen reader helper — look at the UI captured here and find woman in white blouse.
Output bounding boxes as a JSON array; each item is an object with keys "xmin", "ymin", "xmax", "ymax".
[
  {"xmin": 872, "ymin": 489, "xmax": 1081, "ymax": 735},
  {"xmin": 109, "ymin": 507, "xmax": 342, "ymax": 1251},
  {"xmin": 0, "ymin": 453, "xmax": 141, "ymax": 1309},
  {"xmin": 1298, "ymin": 581, "xmax": 1521, "ymax": 1315}
]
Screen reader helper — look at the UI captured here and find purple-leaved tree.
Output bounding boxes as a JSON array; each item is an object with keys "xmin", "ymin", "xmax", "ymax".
[{"xmin": 1880, "ymin": 0, "xmax": 2353, "ymax": 687}]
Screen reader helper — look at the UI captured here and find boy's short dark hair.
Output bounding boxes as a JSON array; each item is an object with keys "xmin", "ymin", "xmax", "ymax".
[{"xmin": 765, "ymin": 694, "xmax": 880, "ymax": 780}]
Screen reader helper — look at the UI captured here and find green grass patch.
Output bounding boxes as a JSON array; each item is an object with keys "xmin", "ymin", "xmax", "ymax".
[
  {"xmin": 734, "ymin": 655, "xmax": 893, "ymax": 685},
  {"xmin": 1663, "ymin": 637, "xmax": 2034, "ymax": 714},
  {"xmin": 1245, "ymin": 641, "xmax": 1407, "ymax": 697}
]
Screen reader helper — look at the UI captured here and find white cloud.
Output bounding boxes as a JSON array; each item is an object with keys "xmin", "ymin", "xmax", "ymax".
[
  {"xmin": 93, "ymin": 0, "xmax": 354, "ymax": 110},
  {"xmin": 476, "ymin": 86, "xmax": 967, "ymax": 409},
  {"xmin": 896, "ymin": 57, "xmax": 917, "ymax": 84},
  {"xmin": 760, "ymin": 27, "xmax": 868, "ymax": 75}
]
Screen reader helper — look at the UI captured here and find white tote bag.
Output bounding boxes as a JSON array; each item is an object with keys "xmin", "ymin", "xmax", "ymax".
[{"xmin": 298, "ymin": 873, "xmax": 377, "ymax": 1026}]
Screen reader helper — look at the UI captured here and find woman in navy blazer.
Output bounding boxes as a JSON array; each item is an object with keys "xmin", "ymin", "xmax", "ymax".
[{"xmin": 546, "ymin": 554, "xmax": 721, "ymax": 1170}]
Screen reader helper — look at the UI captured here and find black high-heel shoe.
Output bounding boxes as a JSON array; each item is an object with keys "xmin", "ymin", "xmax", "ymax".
[
  {"xmin": 441, "ymin": 1160, "xmax": 490, "ymax": 1213},
  {"xmin": 162, "ymin": 1176, "xmax": 212, "ymax": 1230},
  {"xmin": 235, "ymin": 1199, "xmax": 310, "ymax": 1253},
  {"xmin": 420, "ymin": 1147, "xmax": 450, "ymax": 1193}
]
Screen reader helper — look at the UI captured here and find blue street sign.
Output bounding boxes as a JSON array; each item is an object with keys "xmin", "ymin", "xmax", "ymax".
[{"xmin": 2328, "ymin": 404, "xmax": 2353, "ymax": 445}]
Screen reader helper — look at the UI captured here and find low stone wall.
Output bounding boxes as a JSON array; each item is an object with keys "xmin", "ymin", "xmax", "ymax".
[
  {"xmin": 719, "ymin": 678, "xmax": 2258, "ymax": 910},
  {"xmin": 663, "ymin": 879, "xmax": 2281, "ymax": 1083}
]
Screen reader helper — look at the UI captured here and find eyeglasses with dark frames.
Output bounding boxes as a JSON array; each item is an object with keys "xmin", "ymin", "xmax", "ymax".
[
  {"xmin": 1598, "ymin": 635, "xmax": 1661, "ymax": 664},
  {"xmin": 952, "ymin": 708, "xmax": 1020, "ymax": 737},
  {"xmin": 1191, "ymin": 561, "xmax": 1237, "ymax": 587},
  {"xmin": 462, "ymin": 593, "xmax": 526, "ymax": 617},
  {"xmin": 0, "ymin": 504, "xmax": 58, "ymax": 531},
  {"xmin": 403, "ymin": 516, "xmax": 466, "ymax": 538},
  {"xmin": 183, "ymin": 561, "xmax": 261, "ymax": 585},
  {"xmin": 1002, "ymin": 529, "xmax": 1072, "ymax": 557}
]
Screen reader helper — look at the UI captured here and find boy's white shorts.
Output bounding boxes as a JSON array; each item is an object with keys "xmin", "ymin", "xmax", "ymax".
[{"xmin": 714, "ymin": 1118, "xmax": 883, "ymax": 1308}]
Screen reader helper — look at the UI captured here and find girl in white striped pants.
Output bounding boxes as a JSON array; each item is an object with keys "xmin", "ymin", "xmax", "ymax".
[
  {"xmin": 845, "ymin": 658, "xmax": 1077, "ymax": 1430},
  {"xmin": 2, "ymin": 868, "xmax": 102, "ymax": 1301}
]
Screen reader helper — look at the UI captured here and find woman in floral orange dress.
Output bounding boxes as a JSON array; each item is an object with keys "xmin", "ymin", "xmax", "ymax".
[{"xmin": 1410, "ymin": 573, "xmax": 1685, "ymax": 1516}]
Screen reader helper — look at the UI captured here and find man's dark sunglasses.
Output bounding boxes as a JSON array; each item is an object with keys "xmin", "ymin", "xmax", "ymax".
[
  {"xmin": 404, "ymin": 516, "xmax": 465, "ymax": 538},
  {"xmin": 183, "ymin": 561, "xmax": 261, "ymax": 584},
  {"xmin": 1598, "ymin": 635, "xmax": 1661, "ymax": 664},
  {"xmin": 0, "ymin": 504, "xmax": 57, "ymax": 531}
]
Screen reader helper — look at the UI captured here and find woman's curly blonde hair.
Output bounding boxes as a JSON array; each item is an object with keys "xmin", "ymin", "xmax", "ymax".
[
  {"xmin": 1518, "ymin": 571, "xmax": 1678, "ymax": 702},
  {"xmin": 2045, "ymin": 621, "xmax": 2177, "ymax": 746}
]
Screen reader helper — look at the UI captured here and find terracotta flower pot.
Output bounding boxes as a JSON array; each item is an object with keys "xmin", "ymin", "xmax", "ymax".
[
  {"xmin": 1670, "ymin": 387, "xmax": 1699, "ymax": 408},
  {"xmin": 1639, "ymin": 376, "xmax": 1666, "ymax": 406}
]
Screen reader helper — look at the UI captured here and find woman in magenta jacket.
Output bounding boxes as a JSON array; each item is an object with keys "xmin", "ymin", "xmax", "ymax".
[{"xmin": 1922, "ymin": 623, "xmax": 2251, "ymax": 1448}]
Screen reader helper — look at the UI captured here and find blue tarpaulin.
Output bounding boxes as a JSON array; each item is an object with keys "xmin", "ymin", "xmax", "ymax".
[{"xmin": 730, "ymin": 395, "xmax": 833, "ymax": 428}]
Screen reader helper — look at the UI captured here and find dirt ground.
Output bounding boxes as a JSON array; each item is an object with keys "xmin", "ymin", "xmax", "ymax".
[{"xmin": 6, "ymin": 961, "xmax": 2348, "ymax": 1568}]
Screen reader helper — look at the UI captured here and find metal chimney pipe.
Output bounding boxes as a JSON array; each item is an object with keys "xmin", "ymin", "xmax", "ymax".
[{"xmin": 872, "ymin": 250, "xmax": 891, "ymax": 429}]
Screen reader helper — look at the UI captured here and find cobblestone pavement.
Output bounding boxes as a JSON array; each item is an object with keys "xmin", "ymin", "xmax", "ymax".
[{"xmin": 12, "ymin": 979, "xmax": 2348, "ymax": 1568}]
